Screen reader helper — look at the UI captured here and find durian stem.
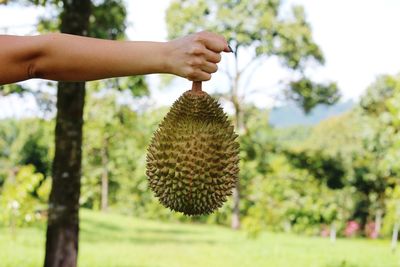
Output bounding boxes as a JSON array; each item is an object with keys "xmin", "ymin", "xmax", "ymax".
[{"xmin": 192, "ymin": 81, "xmax": 202, "ymax": 92}]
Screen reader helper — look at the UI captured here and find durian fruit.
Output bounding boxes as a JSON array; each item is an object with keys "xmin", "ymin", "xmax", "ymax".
[{"xmin": 146, "ymin": 82, "xmax": 239, "ymax": 216}]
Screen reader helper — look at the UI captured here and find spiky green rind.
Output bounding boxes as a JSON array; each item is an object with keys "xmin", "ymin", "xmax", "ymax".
[{"xmin": 146, "ymin": 90, "xmax": 239, "ymax": 216}]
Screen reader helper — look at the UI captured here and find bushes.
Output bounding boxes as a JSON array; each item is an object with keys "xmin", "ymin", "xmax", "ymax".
[{"xmin": 0, "ymin": 165, "xmax": 50, "ymax": 227}]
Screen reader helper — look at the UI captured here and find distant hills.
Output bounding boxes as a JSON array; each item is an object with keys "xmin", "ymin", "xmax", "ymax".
[{"xmin": 268, "ymin": 100, "xmax": 355, "ymax": 128}]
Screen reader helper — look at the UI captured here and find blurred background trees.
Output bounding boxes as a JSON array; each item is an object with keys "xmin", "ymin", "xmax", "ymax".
[
  {"xmin": 166, "ymin": 0, "xmax": 340, "ymax": 229},
  {"xmin": 1, "ymin": 0, "xmax": 400, "ymax": 266},
  {"xmin": 2, "ymin": 72, "xmax": 400, "ymax": 240}
]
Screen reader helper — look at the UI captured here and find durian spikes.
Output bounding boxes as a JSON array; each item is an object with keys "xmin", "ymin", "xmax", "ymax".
[{"xmin": 146, "ymin": 82, "xmax": 240, "ymax": 216}]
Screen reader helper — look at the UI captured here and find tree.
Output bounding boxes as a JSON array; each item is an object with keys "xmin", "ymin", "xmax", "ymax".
[
  {"xmin": 82, "ymin": 86, "xmax": 147, "ymax": 211},
  {"xmin": 0, "ymin": 0, "xmax": 146, "ymax": 265},
  {"xmin": 0, "ymin": 119, "xmax": 19, "ymax": 187},
  {"xmin": 43, "ymin": 0, "xmax": 146, "ymax": 265},
  {"xmin": 85, "ymin": 95, "xmax": 117, "ymax": 211},
  {"xmin": 166, "ymin": 0, "xmax": 339, "ymax": 229},
  {"xmin": 0, "ymin": 4, "xmax": 90, "ymax": 262},
  {"xmin": 355, "ymin": 73, "xmax": 400, "ymax": 237},
  {"xmin": 44, "ymin": 1, "xmax": 91, "ymax": 267}
]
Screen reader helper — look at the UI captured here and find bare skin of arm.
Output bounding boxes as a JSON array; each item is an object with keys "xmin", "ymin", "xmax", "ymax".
[{"xmin": 0, "ymin": 31, "xmax": 230, "ymax": 85}]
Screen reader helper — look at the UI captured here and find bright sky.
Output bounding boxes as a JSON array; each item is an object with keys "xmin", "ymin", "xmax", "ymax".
[{"xmin": 1, "ymin": 0, "xmax": 400, "ymax": 117}]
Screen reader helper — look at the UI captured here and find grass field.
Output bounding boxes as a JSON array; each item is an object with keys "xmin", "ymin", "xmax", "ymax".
[{"xmin": 0, "ymin": 210, "xmax": 399, "ymax": 267}]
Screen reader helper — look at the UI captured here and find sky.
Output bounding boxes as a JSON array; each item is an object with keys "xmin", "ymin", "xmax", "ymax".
[{"xmin": 1, "ymin": 0, "xmax": 400, "ymax": 117}]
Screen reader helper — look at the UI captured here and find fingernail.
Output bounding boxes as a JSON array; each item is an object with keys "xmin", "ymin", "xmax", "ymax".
[{"xmin": 228, "ymin": 45, "xmax": 234, "ymax": 53}]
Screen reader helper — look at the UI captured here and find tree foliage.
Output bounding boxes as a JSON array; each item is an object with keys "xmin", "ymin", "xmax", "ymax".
[
  {"xmin": 287, "ymin": 78, "xmax": 340, "ymax": 114},
  {"xmin": 166, "ymin": 0, "xmax": 340, "ymax": 229},
  {"xmin": 2, "ymin": 0, "xmax": 400, "ymax": 244},
  {"xmin": 166, "ymin": 0, "xmax": 340, "ymax": 111},
  {"xmin": 0, "ymin": 165, "xmax": 50, "ymax": 228},
  {"xmin": 1, "ymin": 72, "xmax": 400, "ymax": 239}
]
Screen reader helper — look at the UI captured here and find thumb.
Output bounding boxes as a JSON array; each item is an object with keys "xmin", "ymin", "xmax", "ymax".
[{"xmin": 224, "ymin": 44, "xmax": 234, "ymax": 53}]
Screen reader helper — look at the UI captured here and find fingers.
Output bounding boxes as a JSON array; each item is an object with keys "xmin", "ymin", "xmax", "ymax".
[
  {"xmin": 201, "ymin": 61, "xmax": 218, "ymax": 74},
  {"xmin": 181, "ymin": 33, "xmax": 224, "ymax": 81},
  {"xmin": 195, "ymin": 31, "xmax": 230, "ymax": 53},
  {"xmin": 166, "ymin": 31, "xmax": 231, "ymax": 82},
  {"xmin": 203, "ymin": 49, "xmax": 222, "ymax": 63},
  {"xmin": 188, "ymin": 42, "xmax": 222, "ymax": 63},
  {"xmin": 185, "ymin": 59, "xmax": 217, "ymax": 82},
  {"xmin": 187, "ymin": 70, "xmax": 211, "ymax": 82}
]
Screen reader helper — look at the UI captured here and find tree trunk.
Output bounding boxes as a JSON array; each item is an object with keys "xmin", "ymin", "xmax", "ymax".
[
  {"xmin": 374, "ymin": 209, "xmax": 382, "ymax": 238},
  {"xmin": 231, "ymin": 88, "xmax": 241, "ymax": 230},
  {"xmin": 101, "ymin": 144, "xmax": 109, "ymax": 212},
  {"xmin": 392, "ymin": 222, "xmax": 399, "ymax": 252},
  {"xmin": 230, "ymin": 48, "xmax": 241, "ymax": 230},
  {"xmin": 231, "ymin": 186, "xmax": 240, "ymax": 230},
  {"xmin": 8, "ymin": 168, "xmax": 17, "ymax": 240},
  {"xmin": 44, "ymin": 1, "xmax": 91, "ymax": 267},
  {"xmin": 330, "ymin": 223, "xmax": 336, "ymax": 243}
]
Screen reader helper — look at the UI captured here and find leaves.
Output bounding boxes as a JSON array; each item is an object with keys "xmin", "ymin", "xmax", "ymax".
[
  {"xmin": 287, "ymin": 78, "xmax": 341, "ymax": 113},
  {"xmin": 0, "ymin": 84, "xmax": 29, "ymax": 96},
  {"xmin": 166, "ymin": 0, "xmax": 324, "ymax": 69},
  {"xmin": 89, "ymin": 0, "xmax": 127, "ymax": 40},
  {"xmin": 166, "ymin": 0, "xmax": 338, "ymax": 122},
  {"xmin": 360, "ymin": 74, "xmax": 400, "ymax": 115},
  {"xmin": 0, "ymin": 165, "xmax": 48, "ymax": 227}
]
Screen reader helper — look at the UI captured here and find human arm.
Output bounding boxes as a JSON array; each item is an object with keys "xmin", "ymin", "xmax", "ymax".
[{"xmin": 0, "ymin": 31, "xmax": 230, "ymax": 85}]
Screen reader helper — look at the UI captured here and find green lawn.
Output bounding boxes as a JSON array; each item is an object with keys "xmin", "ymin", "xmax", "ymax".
[{"xmin": 0, "ymin": 210, "xmax": 398, "ymax": 267}]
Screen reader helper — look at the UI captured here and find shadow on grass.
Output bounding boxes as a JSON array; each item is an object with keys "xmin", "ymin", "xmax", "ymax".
[
  {"xmin": 326, "ymin": 261, "xmax": 360, "ymax": 267},
  {"xmin": 81, "ymin": 228, "xmax": 217, "ymax": 245},
  {"xmin": 126, "ymin": 236, "xmax": 216, "ymax": 245},
  {"xmin": 134, "ymin": 227, "xmax": 204, "ymax": 235},
  {"xmin": 82, "ymin": 217, "xmax": 124, "ymax": 232},
  {"xmin": 80, "ymin": 217, "xmax": 217, "ymax": 245}
]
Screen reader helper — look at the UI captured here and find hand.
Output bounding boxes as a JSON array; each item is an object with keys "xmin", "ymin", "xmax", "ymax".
[{"xmin": 165, "ymin": 31, "xmax": 231, "ymax": 81}]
